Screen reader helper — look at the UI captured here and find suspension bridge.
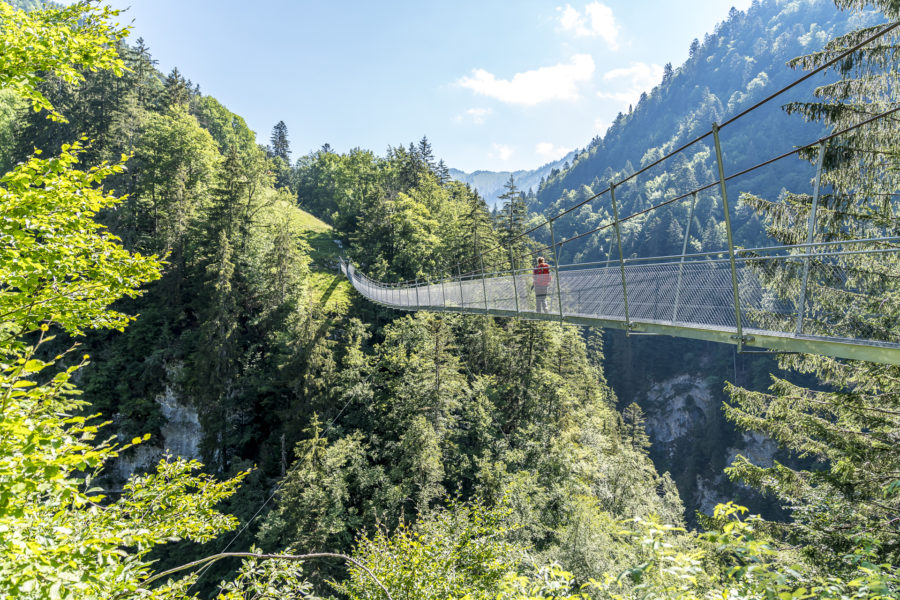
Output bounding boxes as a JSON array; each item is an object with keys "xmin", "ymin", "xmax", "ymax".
[{"xmin": 341, "ymin": 23, "xmax": 900, "ymax": 366}]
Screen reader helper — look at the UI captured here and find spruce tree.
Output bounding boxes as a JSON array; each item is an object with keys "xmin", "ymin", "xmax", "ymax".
[
  {"xmin": 130, "ymin": 37, "xmax": 158, "ymax": 107},
  {"xmin": 269, "ymin": 120, "xmax": 293, "ymax": 190},
  {"xmin": 621, "ymin": 402, "xmax": 652, "ymax": 453},
  {"xmin": 496, "ymin": 175, "xmax": 527, "ymax": 258},
  {"xmin": 436, "ymin": 158, "xmax": 450, "ymax": 186},
  {"xmin": 418, "ymin": 135, "xmax": 435, "ymax": 172},
  {"xmin": 162, "ymin": 67, "xmax": 190, "ymax": 107},
  {"xmin": 724, "ymin": 0, "xmax": 900, "ymax": 567},
  {"xmin": 270, "ymin": 120, "xmax": 291, "ymax": 163}
]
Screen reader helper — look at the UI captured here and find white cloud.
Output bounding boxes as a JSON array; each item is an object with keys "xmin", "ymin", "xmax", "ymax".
[
  {"xmin": 489, "ymin": 143, "xmax": 514, "ymax": 161},
  {"xmin": 535, "ymin": 142, "xmax": 572, "ymax": 161},
  {"xmin": 457, "ymin": 54, "xmax": 595, "ymax": 106},
  {"xmin": 558, "ymin": 2, "xmax": 620, "ymax": 50},
  {"xmin": 597, "ymin": 61, "xmax": 663, "ymax": 107},
  {"xmin": 593, "ymin": 117, "xmax": 610, "ymax": 133},
  {"xmin": 462, "ymin": 107, "xmax": 492, "ymax": 124}
]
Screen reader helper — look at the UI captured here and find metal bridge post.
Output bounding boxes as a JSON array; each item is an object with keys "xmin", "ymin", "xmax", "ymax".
[
  {"xmin": 415, "ymin": 277, "xmax": 420, "ymax": 307},
  {"xmin": 457, "ymin": 263, "xmax": 465, "ymax": 309},
  {"xmin": 672, "ymin": 191, "xmax": 698, "ymax": 322},
  {"xmin": 549, "ymin": 219, "xmax": 565, "ymax": 322},
  {"xmin": 509, "ymin": 245, "xmax": 520, "ymax": 315},
  {"xmin": 712, "ymin": 122, "xmax": 744, "ymax": 352},
  {"xmin": 441, "ymin": 270, "xmax": 448, "ymax": 309},
  {"xmin": 427, "ymin": 278, "xmax": 432, "ymax": 307},
  {"xmin": 479, "ymin": 243, "xmax": 489, "ymax": 311},
  {"xmin": 610, "ymin": 182, "xmax": 631, "ymax": 332},
  {"xmin": 796, "ymin": 142, "xmax": 826, "ymax": 335}
]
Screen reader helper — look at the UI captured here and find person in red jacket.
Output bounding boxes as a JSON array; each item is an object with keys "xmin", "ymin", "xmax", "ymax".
[{"xmin": 533, "ymin": 256, "xmax": 552, "ymax": 313}]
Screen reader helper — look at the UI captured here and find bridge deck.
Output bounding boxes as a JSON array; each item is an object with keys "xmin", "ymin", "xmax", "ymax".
[{"xmin": 342, "ymin": 250, "xmax": 900, "ymax": 365}]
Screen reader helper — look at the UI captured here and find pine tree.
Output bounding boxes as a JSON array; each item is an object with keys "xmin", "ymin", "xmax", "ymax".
[
  {"xmin": 662, "ymin": 62, "xmax": 674, "ymax": 83},
  {"xmin": 436, "ymin": 158, "xmax": 450, "ymax": 186},
  {"xmin": 496, "ymin": 175, "xmax": 527, "ymax": 254},
  {"xmin": 270, "ymin": 120, "xmax": 291, "ymax": 163},
  {"xmin": 621, "ymin": 402, "xmax": 651, "ymax": 453},
  {"xmin": 163, "ymin": 67, "xmax": 190, "ymax": 108},
  {"xmin": 418, "ymin": 135, "xmax": 435, "ymax": 172},
  {"xmin": 725, "ymin": 1, "xmax": 900, "ymax": 567}
]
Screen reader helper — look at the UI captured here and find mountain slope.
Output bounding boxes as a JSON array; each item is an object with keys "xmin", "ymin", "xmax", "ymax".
[
  {"xmin": 538, "ymin": 0, "xmax": 881, "ymax": 213},
  {"xmin": 449, "ymin": 149, "xmax": 576, "ymax": 207},
  {"xmin": 527, "ymin": 0, "xmax": 885, "ymax": 520}
]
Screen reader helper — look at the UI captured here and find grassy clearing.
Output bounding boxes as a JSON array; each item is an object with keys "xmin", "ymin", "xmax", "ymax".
[{"xmin": 293, "ymin": 208, "xmax": 353, "ymax": 314}]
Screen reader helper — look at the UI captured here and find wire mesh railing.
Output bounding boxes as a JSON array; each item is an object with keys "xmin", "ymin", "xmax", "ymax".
[{"xmin": 341, "ymin": 238, "xmax": 900, "ymax": 364}]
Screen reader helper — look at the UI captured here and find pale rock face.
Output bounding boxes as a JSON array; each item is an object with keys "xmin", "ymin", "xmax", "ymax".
[
  {"xmin": 642, "ymin": 374, "xmax": 716, "ymax": 450},
  {"xmin": 637, "ymin": 373, "xmax": 778, "ymax": 515},
  {"xmin": 695, "ymin": 472, "xmax": 728, "ymax": 516},
  {"xmin": 727, "ymin": 431, "xmax": 778, "ymax": 471},
  {"xmin": 156, "ymin": 376, "xmax": 202, "ymax": 460},
  {"xmin": 109, "ymin": 442, "xmax": 162, "ymax": 484},
  {"xmin": 109, "ymin": 361, "xmax": 202, "ymax": 485}
]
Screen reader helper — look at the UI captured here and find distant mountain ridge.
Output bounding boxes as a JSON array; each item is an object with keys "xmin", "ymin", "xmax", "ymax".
[{"xmin": 448, "ymin": 150, "xmax": 576, "ymax": 207}]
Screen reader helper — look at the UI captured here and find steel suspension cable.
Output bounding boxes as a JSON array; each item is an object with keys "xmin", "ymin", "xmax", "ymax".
[{"xmin": 516, "ymin": 103, "xmax": 900, "ymax": 260}]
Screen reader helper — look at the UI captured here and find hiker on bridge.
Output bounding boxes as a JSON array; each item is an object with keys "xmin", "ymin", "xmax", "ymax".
[{"xmin": 533, "ymin": 257, "xmax": 552, "ymax": 313}]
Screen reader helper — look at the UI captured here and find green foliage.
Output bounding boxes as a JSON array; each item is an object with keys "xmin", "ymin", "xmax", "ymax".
[
  {"xmin": 0, "ymin": 141, "xmax": 163, "ymax": 348},
  {"xmin": 18, "ymin": 2, "xmax": 899, "ymax": 599},
  {"xmin": 497, "ymin": 175, "xmax": 528, "ymax": 252},
  {"xmin": 0, "ymin": 88, "xmax": 25, "ymax": 171},
  {"xmin": 260, "ymin": 308, "xmax": 684, "ymax": 593},
  {"xmin": 296, "ymin": 143, "xmax": 501, "ymax": 279},
  {"xmin": 337, "ymin": 500, "xmax": 522, "ymax": 600},
  {"xmin": 0, "ymin": 1, "xmax": 128, "ymax": 121},
  {"xmin": 0, "ymin": 342, "xmax": 247, "ymax": 597},
  {"xmin": 574, "ymin": 502, "xmax": 899, "ymax": 599},
  {"xmin": 129, "ymin": 106, "xmax": 219, "ymax": 258},
  {"xmin": 724, "ymin": 0, "xmax": 900, "ymax": 573},
  {"xmin": 0, "ymin": 1, "xmax": 317, "ymax": 597},
  {"xmin": 495, "ymin": 565, "xmax": 589, "ymax": 600},
  {"xmin": 620, "ymin": 402, "xmax": 651, "ymax": 453},
  {"xmin": 192, "ymin": 95, "xmax": 256, "ymax": 154},
  {"xmin": 214, "ymin": 551, "xmax": 316, "ymax": 599}
]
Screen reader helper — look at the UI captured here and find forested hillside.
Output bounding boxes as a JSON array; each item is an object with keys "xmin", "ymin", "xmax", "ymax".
[
  {"xmin": 2, "ymin": 0, "xmax": 898, "ymax": 598},
  {"xmin": 508, "ymin": 0, "xmax": 887, "ymax": 518},
  {"xmin": 533, "ymin": 0, "xmax": 881, "ymax": 263},
  {"xmin": 0, "ymin": 0, "xmax": 683, "ymax": 594}
]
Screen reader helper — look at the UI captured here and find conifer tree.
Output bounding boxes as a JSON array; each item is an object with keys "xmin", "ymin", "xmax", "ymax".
[
  {"xmin": 418, "ymin": 135, "xmax": 435, "ymax": 171},
  {"xmin": 621, "ymin": 402, "xmax": 652, "ymax": 453},
  {"xmin": 725, "ymin": 0, "xmax": 900, "ymax": 567},
  {"xmin": 496, "ymin": 175, "xmax": 527, "ymax": 257},
  {"xmin": 689, "ymin": 38, "xmax": 700, "ymax": 60},
  {"xmin": 662, "ymin": 62, "xmax": 674, "ymax": 83},
  {"xmin": 162, "ymin": 67, "xmax": 190, "ymax": 107},
  {"xmin": 269, "ymin": 120, "xmax": 292, "ymax": 190},
  {"xmin": 436, "ymin": 158, "xmax": 450, "ymax": 186},
  {"xmin": 270, "ymin": 120, "xmax": 291, "ymax": 163}
]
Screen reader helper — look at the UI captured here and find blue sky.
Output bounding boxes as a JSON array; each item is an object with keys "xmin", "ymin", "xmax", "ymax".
[{"xmin": 101, "ymin": 0, "xmax": 752, "ymax": 172}]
